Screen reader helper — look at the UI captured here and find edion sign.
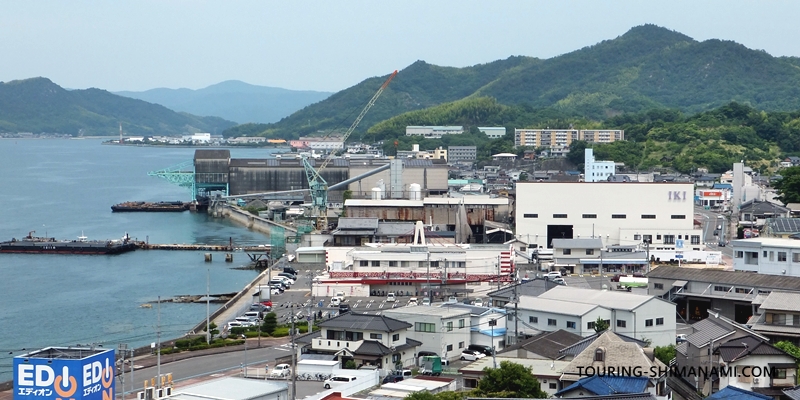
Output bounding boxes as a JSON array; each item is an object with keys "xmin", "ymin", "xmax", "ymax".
[{"xmin": 14, "ymin": 348, "xmax": 115, "ymax": 400}]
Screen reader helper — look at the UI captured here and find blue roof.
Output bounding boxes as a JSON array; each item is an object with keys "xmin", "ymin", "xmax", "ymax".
[
  {"xmin": 707, "ymin": 386, "xmax": 773, "ymax": 400},
  {"xmin": 478, "ymin": 327, "xmax": 506, "ymax": 337},
  {"xmin": 555, "ymin": 375, "xmax": 649, "ymax": 397},
  {"xmin": 713, "ymin": 183, "xmax": 733, "ymax": 190}
]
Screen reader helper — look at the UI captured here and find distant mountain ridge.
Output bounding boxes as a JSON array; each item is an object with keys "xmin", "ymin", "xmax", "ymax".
[
  {"xmin": 0, "ymin": 77, "xmax": 235, "ymax": 136},
  {"xmin": 115, "ymin": 81, "xmax": 333, "ymax": 124},
  {"xmin": 232, "ymin": 24, "xmax": 800, "ymax": 139}
]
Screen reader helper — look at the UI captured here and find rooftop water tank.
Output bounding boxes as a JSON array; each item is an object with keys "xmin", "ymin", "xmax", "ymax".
[
  {"xmin": 409, "ymin": 183, "xmax": 422, "ymax": 200},
  {"xmin": 371, "ymin": 187, "xmax": 383, "ymax": 200}
]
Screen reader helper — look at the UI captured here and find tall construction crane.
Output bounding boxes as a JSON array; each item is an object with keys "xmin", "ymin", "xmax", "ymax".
[{"xmin": 303, "ymin": 70, "xmax": 398, "ymax": 230}]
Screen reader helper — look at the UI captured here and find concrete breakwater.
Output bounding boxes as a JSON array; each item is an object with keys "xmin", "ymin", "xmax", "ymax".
[{"xmin": 220, "ymin": 205, "xmax": 298, "ymax": 235}]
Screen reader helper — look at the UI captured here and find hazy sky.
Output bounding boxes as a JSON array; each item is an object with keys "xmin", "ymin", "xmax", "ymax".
[{"xmin": 2, "ymin": 1, "xmax": 799, "ymax": 93}]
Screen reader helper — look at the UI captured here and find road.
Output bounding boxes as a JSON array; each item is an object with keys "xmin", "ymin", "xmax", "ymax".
[{"xmin": 694, "ymin": 205, "xmax": 733, "ymax": 260}]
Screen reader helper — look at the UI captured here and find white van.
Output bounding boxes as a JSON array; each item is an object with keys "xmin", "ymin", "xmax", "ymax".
[
  {"xmin": 323, "ymin": 375, "xmax": 357, "ymax": 389},
  {"xmin": 271, "ymin": 363, "xmax": 291, "ymax": 378},
  {"xmin": 387, "ymin": 292, "xmax": 396, "ymax": 302},
  {"xmin": 244, "ymin": 311, "xmax": 262, "ymax": 321}
]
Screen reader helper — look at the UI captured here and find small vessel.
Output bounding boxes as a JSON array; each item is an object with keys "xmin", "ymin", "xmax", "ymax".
[
  {"xmin": 111, "ymin": 201, "xmax": 189, "ymax": 212},
  {"xmin": 0, "ymin": 231, "xmax": 138, "ymax": 255}
]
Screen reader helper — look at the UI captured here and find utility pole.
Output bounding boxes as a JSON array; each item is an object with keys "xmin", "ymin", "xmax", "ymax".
[
  {"xmin": 156, "ymin": 296, "xmax": 161, "ymax": 389},
  {"xmin": 513, "ymin": 282, "xmax": 519, "ymax": 345},
  {"xmin": 118, "ymin": 343, "xmax": 127, "ymax": 400},
  {"xmin": 496, "ymin": 255, "xmax": 501, "ymax": 293},
  {"xmin": 426, "ymin": 252, "xmax": 431, "ymax": 305},
  {"xmin": 291, "ymin": 304, "xmax": 297, "ymax": 400},
  {"xmin": 308, "ymin": 273, "xmax": 314, "ymax": 333},
  {"xmin": 442, "ymin": 259, "xmax": 447, "ymax": 299},
  {"xmin": 489, "ymin": 319, "xmax": 497, "ymax": 369},
  {"xmin": 206, "ymin": 268, "xmax": 210, "ymax": 345}
]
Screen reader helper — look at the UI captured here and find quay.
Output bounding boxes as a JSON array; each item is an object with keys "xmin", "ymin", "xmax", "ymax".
[{"xmin": 136, "ymin": 243, "xmax": 271, "ymax": 252}]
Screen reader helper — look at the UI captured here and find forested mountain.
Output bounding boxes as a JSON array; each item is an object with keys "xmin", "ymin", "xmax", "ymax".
[
  {"xmin": 115, "ymin": 81, "xmax": 332, "ymax": 124},
  {"xmin": 230, "ymin": 24, "xmax": 800, "ymax": 140},
  {"xmin": 0, "ymin": 78, "xmax": 235, "ymax": 136}
]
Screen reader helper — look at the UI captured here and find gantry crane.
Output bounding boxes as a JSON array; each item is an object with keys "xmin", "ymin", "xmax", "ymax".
[{"xmin": 303, "ymin": 70, "xmax": 398, "ymax": 230}]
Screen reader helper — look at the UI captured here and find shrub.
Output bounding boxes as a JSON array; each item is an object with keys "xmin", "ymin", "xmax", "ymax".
[{"xmin": 272, "ymin": 327, "xmax": 290, "ymax": 337}]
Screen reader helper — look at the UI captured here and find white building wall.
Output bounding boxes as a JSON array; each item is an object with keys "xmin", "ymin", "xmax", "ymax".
[
  {"xmin": 733, "ymin": 239, "xmax": 800, "ymax": 277},
  {"xmin": 381, "ymin": 310, "xmax": 471, "ymax": 362},
  {"xmin": 516, "ymin": 182, "xmax": 698, "ymax": 249},
  {"xmin": 511, "ymin": 307, "xmax": 602, "ymax": 339},
  {"xmin": 627, "ymin": 299, "xmax": 676, "ymax": 347},
  {"xmin": 719, "ymin": 354, "xmax": 797, "ymax": 391},
  {"xmin": 584, "ymin": 148, "xmax": 616, "ymax": 183}
]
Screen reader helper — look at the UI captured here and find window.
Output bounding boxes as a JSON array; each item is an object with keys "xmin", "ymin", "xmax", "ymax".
[
  {"xmin": 634, "ymin": 234, "xmax": 641, "ymax": 240},
  {"xmin": 594, "ymin": 348, "xmax": 605, "ymax": 362},
  {"xmin": 612, "ymin": 214, "xmax": 627, "ymax": 219},
  {"xmin": 616, "ymin": 319, "xmax": 627, "ymax": 328},
  {"xmin": 549, "ymin": 383, "xmax": 557, "ymax": 390},
  {"xmin": 447, "ymin": 321, "xmax": 453, "ymax": 332},
  {"xmin": 370, "ymin": 333, "xmax": 383, "ymax": 339},
  {"xmin": 371, "ymin": 261, "xmax": 380, "ymax": 267},
  {"xmin": 459, "ymin": 341, "xmax": 464, "ymax": 349},
  {"xmin": 582, "ymin": 214, "xmax": 597, "ymax": 219},
  {"xmin": 663, "ymin": 235, "xmax": 675, "ymax": 245},
  {"xmin": 671, "ymin": 215, "xmax": 686, "ymax": 219},
  {"xmin": 392, "ymin": 354, "xmax": 400, "ymax": 363},
  {"xmin": 529, "ymin": 316, "xmax": 538, "ymax": 323},
  {"xmin": 563, "ymin": 249, "xmax": 572, "ymax": 255},
  {"xmin": 553, "ymin": 214, "xmax": 568, "ymax": 218},
  {"xmin": 523, "ymin": 213, "xmax": 538, "ymax": 218},
  {"xmin": 359, "ymin": 260, "xmax": 368, "ymax": 266},
  {"xmin": 446, "ymin": 344, "xmax": 453, "ymax": 351},
  {"xmin": 714, "ymin": 285, "xmax": 732, "ymax": 292},
  {"xmin": 656, "ymin": 317, "xmax": 664, "ymax": 326},
  {"xmin": 735, "ymin": 288, "xmax": 750, "ymax": 294},
  {"xmin": 587, "ymin": 321, "xmax": 595, "ymax": 330},
  {"xmin": 769, "ymin": 251, "xmax": 774, "ymax": 261},
  {"xmin": 735, "ymin": 251, "xmax": 743, "ymax": 258},
  {"xmin": 645, "ymin": 319, "xmax": 653, "ymax": 327},
  {"xmin": 657, "ymin": 234, "xmax": 662, "ymax": 240},
  {"xmin": 388, "ymin": 261, "xmax": 397, "ymax": 267},
  {"xmin": 586, "ymin": 249, "xmax": 594, "ymax": 255},
  {"xmin": 459, "ymin": 319, "xmax": 465, "ymax": 328},
  {"xmin": 774, "ymin": 369, "xmax": 788, "ymax": 379},
  {"xmin": 392, "ymin": 334, "xmax": 400, "ymax": 341},
  {"xmin": 415, "ymin": 322, "xmax": 435, "ymax": 333},
  {"xmin": 643, "ymin": 235, "xmax": 652, "ymax": 244},
  {"xmin": 691, "ymin": 235, "xmax": 700, "ymax": 245},
  {"xmin": 794, "ymin": 253, "xmax": 800, "ymax": 263},
  {"xmin": 566, "ymin": 321, "xmax": 576, "ymax": 329},
  {"xmin": 654, "ymin": 283, "xmax": 664, "ymax": 290},
  {"xmin": 779, "ymin": 252, "xmax": 787, "ymax": 262},
  {"xmin": 641, "ymin": 214, "xmax": 656, "ymax": 219},
  {"xmin": 548, "ymin": 318, "xmax": 557, "ymax": 326}
]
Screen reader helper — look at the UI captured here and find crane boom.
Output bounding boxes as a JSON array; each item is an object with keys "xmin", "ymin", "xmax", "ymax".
[
  {"xmin": 304, "ymin": 70, "xmax": 398, "ymax": 230},
  {"xmin": 312, "ymin": 70, "xmax": 398, "ymax": 178}
]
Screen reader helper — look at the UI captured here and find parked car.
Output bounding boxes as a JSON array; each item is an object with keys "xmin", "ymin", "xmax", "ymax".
[
  {"xmin": 387, "ymin": 292, "xmax": 396, "ymax": 302},
  {"xmin": 552, "ymin": 277, "xmax": 567, "ymax": 285},
  {"xmin": 323, "ymin": 375, "xmax": 357, "ymax": 389},
  {"xmin": 383, "ymin": 370, "xmax": 412, "ymax": 383},
  {"xmin": 269, "ymin": 284, "xmax": 285, "ymax": 293},
  {"xmin": 283, "ymin": 266, "xmax": 297, "ymax": 275},
  {"xmin": 460, "ymin": 350, "xmax": 486, "ymax": 361},
  {"xmin": 422, "ymin": 298, "xmax": 431, "ymax": 306},
  {"xmin": 278, "ymin": 272, "xmax": 296, "ymax": 282},
  {"xmin": 339, "ymin": 303, "xmax": 351, "ymax": 314},
  {"xmin": 271, "ymin": 364, "xmax": 291, "ymax": 378},
  {"xmin": 676, "ymin": 334, "xmax": 688, "ymax": 343},
  {"xmin": 472, "ymin": 298, "xmax": 484, "ymax": 307},
  {"xmin": 226, "ymin": 321, "xmax": 243, "ymax": 330},
  {"xmin": 468, "ymin": 344, "xmax": 493, "ymax": 356},
  {"xmin": 234, "ymin": 317, "xmax": 255, "ymax": 326},
  {"xmin": 408, "ymin": 298, "xmax": 418, "ymax": 306},
  {"xmin": 250, "ymin": 303, "xmax": 271, "ymax": 312},
  {"xmin": 331, "ymin": 297, "xmax": 341, "ymax": 306}
]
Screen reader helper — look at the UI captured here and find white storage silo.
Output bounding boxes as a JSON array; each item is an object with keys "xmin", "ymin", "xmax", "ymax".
[{"xmin": 409, "ymin": 183, "xmax": 422, "ymax": 200}]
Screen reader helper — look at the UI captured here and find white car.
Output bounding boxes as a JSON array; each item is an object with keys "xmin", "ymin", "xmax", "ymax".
[
  {"xmin": 473, "ymin": 298, "xmax": 484, "ymax": 307},
  {"xmin": 408, "ymin": 298, "xmax": 418, "ymax": 306},
  {"xmin": 422, "ymin": 298, "xmax": 431, "ymax": 306},
  {"xmin": 227, "ymin": 321, "xmax": 243, "ymax": 330},
  {"xmin": 331, "ymin": 297, "xmax": 341, "ymax": 306},
  {"xmin": 271, "ymin": 363, "xmax": 291, "ymax": 378},
  {"xmin": 387, "ymin": 292, "xmax": 396, "ymax": 302},
  {"xmin": 460, "ymin": 350, "xmax": 486, "ymax": 361},
  {"xmin": 323, "ymin": 375, "xmax": 357, "ymax": 389}
]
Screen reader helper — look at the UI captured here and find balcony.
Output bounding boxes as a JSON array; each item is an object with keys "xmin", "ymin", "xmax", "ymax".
[{"xmin": 314, "ymin": 338, "xmax": 364, "ymax": 352}]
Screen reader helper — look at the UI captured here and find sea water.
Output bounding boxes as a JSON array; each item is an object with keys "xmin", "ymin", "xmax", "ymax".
[{"xmin": 0, "ymin": 138, "xmax": 282, "ymax": 381}]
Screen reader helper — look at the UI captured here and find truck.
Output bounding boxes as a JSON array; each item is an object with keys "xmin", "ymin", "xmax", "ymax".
[
  {"xmin": 419, "ymin": 355, "xmax": 442, "ymax": 376},
  {"xmin": 296, "ymin": 359, "xmax": 341, "ymax": 379},
  {"xmin": 617, "ymin": 276, "xmax": 648, "ymax": 290}
]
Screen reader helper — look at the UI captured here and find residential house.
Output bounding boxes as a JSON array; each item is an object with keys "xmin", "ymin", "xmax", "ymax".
[
  {"xmin": 749, "ymin": 291, "xmax": 800, "ymax": 344},
  {"xmin": 459, "ymin": 357, "xmax": 570, "ymax": 396},
  {"xmin": 558, "ymin": 331, "xmax": 649, "ymax": 362},
  {"xmin": 762, "ymin": 218, "xmax": 800, "ymax": 238},
  {"xmin": 498, "ymin": 329, "xmax": 583, "ymax": 360},
  {"xmin": 715, "ymin": 336, "xmax": 797, "ymax": 398},
  {"xmin": 706, "ymin": 386, "xmax": 773, "ymax": 400},
  {"xmin": 381, "ymin": 306, "xmax": 472, "ymax": 363},
  {"xmin": 555, "ymin": 375, "xmax": 651, "ymax": 398},
  {"xmin": 551, "ymin": 238, "xmax": 603, "ymax": 274},
  {"xmin": 559, "ymin": 331, "xmax": 668, "ymax": 399},
  {"xmin": 738, "ymin": 200, "xmax": 791, "ymax": 228},
  {"xmin": 438, "ymin": 303, "xmax": 508, "ymax": 353},
  {"xmin": 510, "ymin": 286, "xmax": 676, "ymax": 347},
  {"xmin": 330, "ymin": 218, "xmax": 416, "ymax": 246},
  {"xmin": 296, "ymin": 312, "xmax": 421, "ymax": 373},
  {"xmin": 673, "ymin": 310, "xmax": 770, "ymax": 396},
  {"xmin": 487, "ymin": 278, "xmax": 559, "ymax": 309}
]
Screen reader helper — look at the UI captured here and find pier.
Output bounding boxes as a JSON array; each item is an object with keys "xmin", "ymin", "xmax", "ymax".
[{"xmin": 136, "ymin": 243, "xmax": 271, "ymax": 252}]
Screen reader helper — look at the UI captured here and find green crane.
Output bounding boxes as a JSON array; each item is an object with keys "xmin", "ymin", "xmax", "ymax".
[{"xmin": 303, "ymin": 70, "xmax": 397, "ymax": 230}]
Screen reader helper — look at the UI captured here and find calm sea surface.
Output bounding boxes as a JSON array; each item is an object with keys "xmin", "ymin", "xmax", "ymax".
[{"xmin": 0, "ymin": 139, "xmax": 281, "ymax": 381}]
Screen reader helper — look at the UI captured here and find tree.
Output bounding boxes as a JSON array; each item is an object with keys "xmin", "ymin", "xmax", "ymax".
[
  {"xmin": 206, "ymin": 322, "xmax": 219, "ymax": 342},
  {"xmin": 473, "ymin": 361, "xmax": 548, "ymax": 398},
  {"xmin": 774, "ymin": 341, "xmax": 800, "ymax": 384},
  {"xmin": 594, "ymin": 316, "xmax": 609, "ymax": 333},
  {"xmin": 775, "ymin": 166, "xmax": 800, "ymax": 204},
  {"xmin": 404, "ymin": 392, "xmax": 436, "ymax": 400},
  {"xmin": 261, "ymin": 312, "xmax": 278, "ymax": 335},
  {"xmin": 654, "ymin": 344, "xmax": 676, "ymax": 365}
]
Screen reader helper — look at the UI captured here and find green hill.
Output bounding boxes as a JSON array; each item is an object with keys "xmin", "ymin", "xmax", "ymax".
[
  {"xmin": 233, "ymin": 24, "xmax": 800, "ymax": 140},
  {"xmin": 0, "ymin": 78, "xmax": 235, "ymax": 136}
]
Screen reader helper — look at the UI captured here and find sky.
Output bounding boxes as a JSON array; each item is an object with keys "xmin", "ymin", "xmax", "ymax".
[{"xmin": 2, "ymin": 1, "xmax": 799, "ymax": 93}]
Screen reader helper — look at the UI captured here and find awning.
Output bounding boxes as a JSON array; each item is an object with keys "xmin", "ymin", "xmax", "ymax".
[
  {"xmin": 478, "ymin": 327, "xmax": 507, "ymax": 337},
  {"xmin": 580, "ymin": 259, "xmax": 649, "ymax": 265},
  {"xmin": 673, "ymin": 280, "xmax": 688, "ymax": 287}
]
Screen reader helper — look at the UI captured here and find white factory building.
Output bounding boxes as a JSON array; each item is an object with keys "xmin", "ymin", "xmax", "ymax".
[
  {"xmin": 515, "ymin": 182, "xmax": 703, "ymax": 251},
  {"xmin": 732, "ymin": 237, "xmax": 800, "ymax": 277}
]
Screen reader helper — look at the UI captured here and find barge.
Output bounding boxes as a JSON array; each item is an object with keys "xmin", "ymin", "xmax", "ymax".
[
  {"xmin": 0, "ymin": 232, "xmax": 137, "ymax": 255},
  {"xmin": 111, "ymin": 201, "xmax": 189, "ymax": 212}
]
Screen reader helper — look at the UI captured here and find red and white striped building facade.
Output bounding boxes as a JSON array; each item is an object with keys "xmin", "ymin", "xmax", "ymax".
[{"xmin": 312, "ymin": 222, "xmax": 515, "ymax": 298}]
